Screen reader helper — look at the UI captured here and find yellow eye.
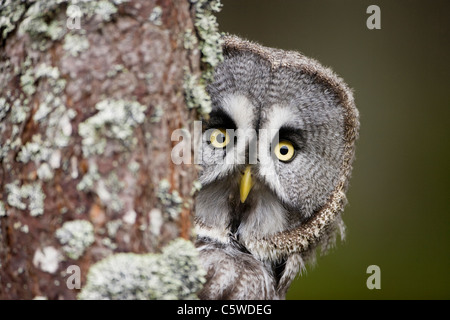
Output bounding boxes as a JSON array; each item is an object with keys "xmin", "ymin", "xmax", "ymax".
[
  {"xmin": 274, "ymin": 140, "xmax": 295, "ymax": 162},
  {"xmin": 209, "ymin": 128, "xmax": 230, "ymax": 148}
]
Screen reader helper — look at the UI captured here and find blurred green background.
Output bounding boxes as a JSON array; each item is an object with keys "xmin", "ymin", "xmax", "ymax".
[{"xmin": 217, "ymin": 0, "xmax": 450, "ymax": 299}]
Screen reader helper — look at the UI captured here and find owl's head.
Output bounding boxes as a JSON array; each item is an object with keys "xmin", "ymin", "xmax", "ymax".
[{"xmin": 195, "ymin": 36, "xmax": 359, "ymax": 265}]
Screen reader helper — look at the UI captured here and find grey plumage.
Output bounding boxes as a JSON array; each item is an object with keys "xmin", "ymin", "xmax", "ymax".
[{"xmin": 195, "ymin": 36, "xmax": 359, "ymax": 300}]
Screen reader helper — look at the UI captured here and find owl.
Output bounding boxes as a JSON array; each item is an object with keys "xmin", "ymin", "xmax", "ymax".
[{"xmin": 194, "ymin": 36, "xmax": 359, "ymax": 300}]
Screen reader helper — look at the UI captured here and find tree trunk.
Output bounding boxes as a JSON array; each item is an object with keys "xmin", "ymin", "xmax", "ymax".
[{"xmin": 0, "ymin": 0, "xmax": 221, "ymax": 299}]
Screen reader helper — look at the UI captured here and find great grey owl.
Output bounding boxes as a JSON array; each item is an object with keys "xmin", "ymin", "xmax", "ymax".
[{"xmin": 194, "ymin": 36, "xmax": 359, "ymax": 300}]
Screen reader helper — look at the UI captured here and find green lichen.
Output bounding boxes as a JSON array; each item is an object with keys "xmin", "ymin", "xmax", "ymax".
[
  {"xmin": 183, "ymin": 29, "xmax": 198, "ymax": 50},
  {"xmin": 144, "ymin": 72, "xmax": 153, "ymax": 85},
  {"xmin": 33, "ymin": 97, "xmax": 52, "ymax": 121},
  {"xmin": 101, "ymin": 237, "xmax": 118, "ymax": 250},
  {"xmin": 148, "ymin": 5, "xmax": 162, "ymax": 26},
  {"xmin": 0, "ymin": 97, "xmax": 10, "ymax": 120},
  {"xmin": 76, "ymin": 161, "xmax": 100, "ymax": 191},
  {"xmin": 75, "ymin": 205, "xmax": 86, "ymax": 215},
  {"xmin": 95, "ymin": 172, "xmax": 124, "ymax": 212},
  {"xmin": 127, "ymin": 160, "xmax": 140, "ymax": 174},
  {"xmin": 183, "ymin": 71, "xmax": 212, "ymax": 115},
  {"xmin": 105, "ymin": 219, "xmax": 122, "ymax": 238},
  {"xmin": 190, "ymin": 180, "xmax": 202, "ymax": 196},
  {"xmin": 190, "ymin": 0, "xmax": 223, "ymax": 77},
  {"xmin": 13, "ymin": 221, "xmax": 29, "ymax": 233},
  {"xmin": 157, "ymin": 179, "xmax": 183, "ymax": 220},
  {"xmin": 78, "ymin": 99, "xmax": 147, "ymax": 157},
  {"xmin": 2, "ymin": 127, "xmax": 20, "ymax": 160},
  {"xmin": 20, "ymin": 223, "xmax": 29, "ymax": 233},
  {"xmin": 55, "ymin": 220, "xmax": 95, "ymax": 260},
  {"xmin": 37, "ymin": 162, "xmax": 54, "ymax": 181},
  {"xmin": 33, "ymin": 63, "xmax": 67, "ymax": 97},
  {"xmin": 65, "ymin": 0, "xmax": 127, "ymax": 30},
  {"xmin": 18, "ymin": 1, "xmax": 66, "ymax": 50},
  {"xmin": 184, "ymin": 0, "xmax": 223, "ymax": 117},
  {"xmin": 9, "ymin": 99, "xmax": 29, "ymax": 124},
  {"xmin": 5, "ymin": 182, "xmax": 26, "ymax": 210},
  {"xmin": 35, "ymin": 63, "xmax": 61, "ymax": 79},
  {"xmin": 5, "ymin": 181, "xmax": 45, "ymax": 216},
  {"xmin": 106, "ymin": 64, "xmax": 126, "ymax": 78},
  {"xmin": 0, "ymin": 0, "xmax": 26, "ymax": 39},
  {"xmin": 18, "ymin": 60, "xmax": 72, "ymax": 151},
  {"xmin": 63, "ymin": 33, "xmax": 90, "ymax": 56},
  {"xmin": 150, "ymin": 104, "xmax": 164, "ymax": 123},
  {"xmin": 76, "ymin": 163, "xmax": 124, "ymax": 213},
  {"xmin": 20, "ymin": 58, "xmax": 36, "ymax": 96},
  {"xmin": 36, "ymin": 99, "xmax": 75, "ymax": 149},
  {"xmin": 12, "ymin": 58, "xmax": 74, "ymax": 185},
  {"xmin": 0, "ymin": 201, "xmax": 6, "ymax": 217},
  {"xmin": 32, "ymin": 63, "xmax": 74, "ymax": 148},
  {"xmin": 69, "ymin": 0, "xmax": 129, "ymax": 22},
  {"xmin": 11, "ymin": 60, "xmax": 72, "ymax": 179},
  {"xmin": 17, "ymin": 135, "xmax": 53, "ymax": 164},
  {"xmin": 93, "ymin": 0, "xmax": 117, "ymax": 21},
  {"xmin": 22, "ymin": 183, "xmax": 46, "ymax": 216},
  {"xmin": 2, "ymin": 0, "xmax": 127, "ymax": 48},
  {"xmin": 78, "ymin": 238, "xmax": 206, "ymax": 300}
]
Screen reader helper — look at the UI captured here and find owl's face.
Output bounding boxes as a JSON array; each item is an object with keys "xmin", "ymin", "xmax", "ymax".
[
  {"xmin": 195, "ymin": 43, "xmax": 349, "ymax": 254},
  {"xmin": 194, "ymin": 37, "xmax": 358, "ymax": 270}
]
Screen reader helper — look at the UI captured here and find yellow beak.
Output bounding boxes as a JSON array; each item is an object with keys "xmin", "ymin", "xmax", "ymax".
[{"xmin": 239, "ymin": 166, "xmax": 253, "ymax": 203}]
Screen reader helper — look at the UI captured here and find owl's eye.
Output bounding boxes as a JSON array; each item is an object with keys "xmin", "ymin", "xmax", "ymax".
[
  {"xmin": 209, "ymin": 128, "xmax": 230, "ymax": 148},
  {"xmin": 274, "ymin": 140, "xmax": 295, "ymax": 162}
]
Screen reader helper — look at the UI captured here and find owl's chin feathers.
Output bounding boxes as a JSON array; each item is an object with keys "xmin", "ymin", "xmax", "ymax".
[{"xmin": 195, "ymin": 172, "xmax": 292, "ymax": 242}]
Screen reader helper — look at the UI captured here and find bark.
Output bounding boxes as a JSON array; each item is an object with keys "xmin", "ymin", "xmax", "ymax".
[{"xmin": 0, "ymin": 0, "xmax": 219, "ymax": 299}]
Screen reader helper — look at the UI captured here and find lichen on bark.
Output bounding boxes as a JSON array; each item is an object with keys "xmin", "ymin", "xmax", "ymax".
[
  {"xmin": 0, "ymin": 0, "xmax": 221, "ymax": 300},
  {"xmin": 184, "ymin": 0, "xmax": 223, "ymax": 117},
  {"xmin": 78, "ymin": 238, "xmax": 206, "ymax": 300}
]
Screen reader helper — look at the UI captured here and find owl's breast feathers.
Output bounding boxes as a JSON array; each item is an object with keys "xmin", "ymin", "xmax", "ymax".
[{"xmin": 195, "ymin": 236, "xmax": 281, "ymax": 300}]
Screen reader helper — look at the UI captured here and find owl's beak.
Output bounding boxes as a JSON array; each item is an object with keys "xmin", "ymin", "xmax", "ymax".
[{"xmin": 239, "ymin": 165, "xmax": 253, "ymax": 203}]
